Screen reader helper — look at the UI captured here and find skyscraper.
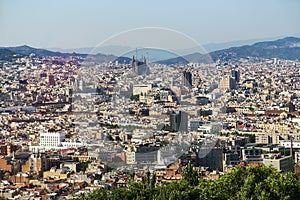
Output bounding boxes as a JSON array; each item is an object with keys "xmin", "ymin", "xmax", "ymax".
[
  {"xmin": 182, "ymin": 70, "xmax": 192, "ymax": 88},
  {"xmin": 169, "ymin": 110, "xmax": 188, "ymax": 132},
  {"xmin": 219, "ymin": 76, "xmax": 236, "ymax": 90},
  {"xmin": 48, "ymin": 74, "xmax": 55, "ymax": 86},
  {"xmin": 230, "ymin": 69, "xmax": 240, "ymax": 83}
]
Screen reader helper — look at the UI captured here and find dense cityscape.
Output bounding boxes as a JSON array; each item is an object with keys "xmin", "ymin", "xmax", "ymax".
[
  {"xmin": 0, "ymin": 38, "xmax": 300, "ymax": 199},
  {"xmin": 1, "ymin": 0, "xmax": 300, "ymax": 199}
]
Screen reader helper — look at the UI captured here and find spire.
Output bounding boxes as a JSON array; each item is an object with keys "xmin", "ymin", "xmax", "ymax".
[{"xmin": 136, "ymin": 48, "xmax": 138, "ymax": 62}]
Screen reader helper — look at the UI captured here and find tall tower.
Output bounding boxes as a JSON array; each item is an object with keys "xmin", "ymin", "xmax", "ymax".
[
  {"xmin": 48, "ymin": 74, "xmax": 55, "ymax": 86},
  {"xmin": 220, "ymin": 76, "xmax": 236, "ymax": 90},
  {"xmin": 183, "ymin": 70, "xmax": 192, "ymax": 89},
  {"xmin": 169, "ymin": 110, "xmax": 188, "ymax": 132},
  {"xmin": 131, "ymin": 50, "xmax": 150, "ymax": 75},
  {"xmin": 230, "ymin": 70, "xmax": 240, "ymax": 83}
]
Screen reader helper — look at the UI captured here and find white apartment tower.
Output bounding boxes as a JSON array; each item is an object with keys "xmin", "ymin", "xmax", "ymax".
[{"xmin": 40, "ymin": 131, "xmax": 65, "ymax": 147}]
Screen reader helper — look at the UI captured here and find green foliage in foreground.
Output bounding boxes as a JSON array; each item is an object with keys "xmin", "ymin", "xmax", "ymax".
[{"xmin": 74, "ymin": 165, "xmax": 300, "ymax": 200}]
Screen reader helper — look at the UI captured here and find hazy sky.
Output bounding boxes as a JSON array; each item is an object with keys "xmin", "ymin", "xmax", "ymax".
[{"xmin": 0, "ymin": 0, "xmax": 299, "ymax": 49}]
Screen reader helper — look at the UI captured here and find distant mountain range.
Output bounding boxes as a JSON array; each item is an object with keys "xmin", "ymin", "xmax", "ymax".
[
  {"xmin": 1, "ymin": 37, "xmax": 299, "ymax": 64},
  {"xmin": 48, "ymin": 45, "xmax": 132, "ymax": 55},
  {"xmin": 47, "ymin": 36, "xmax": 285, "ymax": 55},
  {"xmin": 156, "ymin": 37, "xmax": 300, "ymax": 64},
  {"xmin": 0, "ymin": 45, "xmax": 87, "ymax": 60},
  {"xmin": 202, "ymin": 36, "xmax": 285, "ymax": 52}
]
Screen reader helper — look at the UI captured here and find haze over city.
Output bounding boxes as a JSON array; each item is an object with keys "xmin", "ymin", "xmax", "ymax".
[{"xmin": 0, "ymin": 0, "xmax": 299, "ymax": 49}]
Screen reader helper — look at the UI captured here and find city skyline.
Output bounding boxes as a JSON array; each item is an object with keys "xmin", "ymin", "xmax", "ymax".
[
  {"xmin": 1, "ymin": 1, "xmax": 300, "ymax": 199},
  {"xmin": 0, "ymin": 0, "xmax": 299, "ymax": 49}
]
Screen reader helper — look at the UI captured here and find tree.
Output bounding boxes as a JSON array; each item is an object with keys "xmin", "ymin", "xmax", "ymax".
[
  {"xmin": 182, "ymin": 161, "xmax": 199, "ymax": 186},
  {"xmin": 150, "ymin": 172, "xmax": 156, "ymax": 188},
  {"xmin": 80, "ymin": 161, "xmax": 90, "ymax": 173},
  {"xmin": 256, "ymin": 171, "xmax": 300, "ymax": 200},
  {"xmin": 215, "ymin": 165, "xmax": 300, "ymax": 200},
  {"xmin": 76, "ymin": 188, "xmax": 108, "ymax": 200},
  {"xmin": 130, "ymin": 94, "xmax": 139, "ymax": 101},
  {"xmin": 74, "ymin": 165, "xmax": 300, "ymax": 200}
]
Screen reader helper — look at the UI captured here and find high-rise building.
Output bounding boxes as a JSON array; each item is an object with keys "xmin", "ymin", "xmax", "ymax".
[
  {"xmin": 219, "ymin": 77, "xmax": 236, "ymax": 90},
  {"xmin": 182, "ymin": 70, "xmax": 192, "ymax": 88},
  {"xmin": 197, "ymin": 147, "xmax": 223, "ymax": 171},
  {"xmin": 230, "ymin": 70, "xmax": 240, "ymax": 83},
  {"xmin": 48, "ymin": 74, "xmax": 55, "ymax": 86},
  {"xmin": 40, "ymin": 131, "xmax": 65, "ymax": 147},
  {"xmin": 286, "ymin": 101, "xmax": 296, "ymax": 112},
  {"xmin": 169, "ymin": 110, "xmax": 188, "ymax": 132}
]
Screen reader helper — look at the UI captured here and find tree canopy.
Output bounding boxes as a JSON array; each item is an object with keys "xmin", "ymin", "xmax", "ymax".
[{"xmin": 74, "ymin": 165, "xmax": 300, "ymax": 200}]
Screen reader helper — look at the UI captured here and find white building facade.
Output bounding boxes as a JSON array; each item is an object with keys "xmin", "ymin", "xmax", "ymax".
[{"xmin": 40, "ymin": 131, "xmax": 65, "ymax": 147}]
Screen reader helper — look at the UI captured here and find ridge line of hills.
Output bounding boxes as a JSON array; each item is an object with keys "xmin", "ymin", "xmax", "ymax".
[{"xmin": 1, "ymin": 36, "xmax": 299, "ymax": 64}]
